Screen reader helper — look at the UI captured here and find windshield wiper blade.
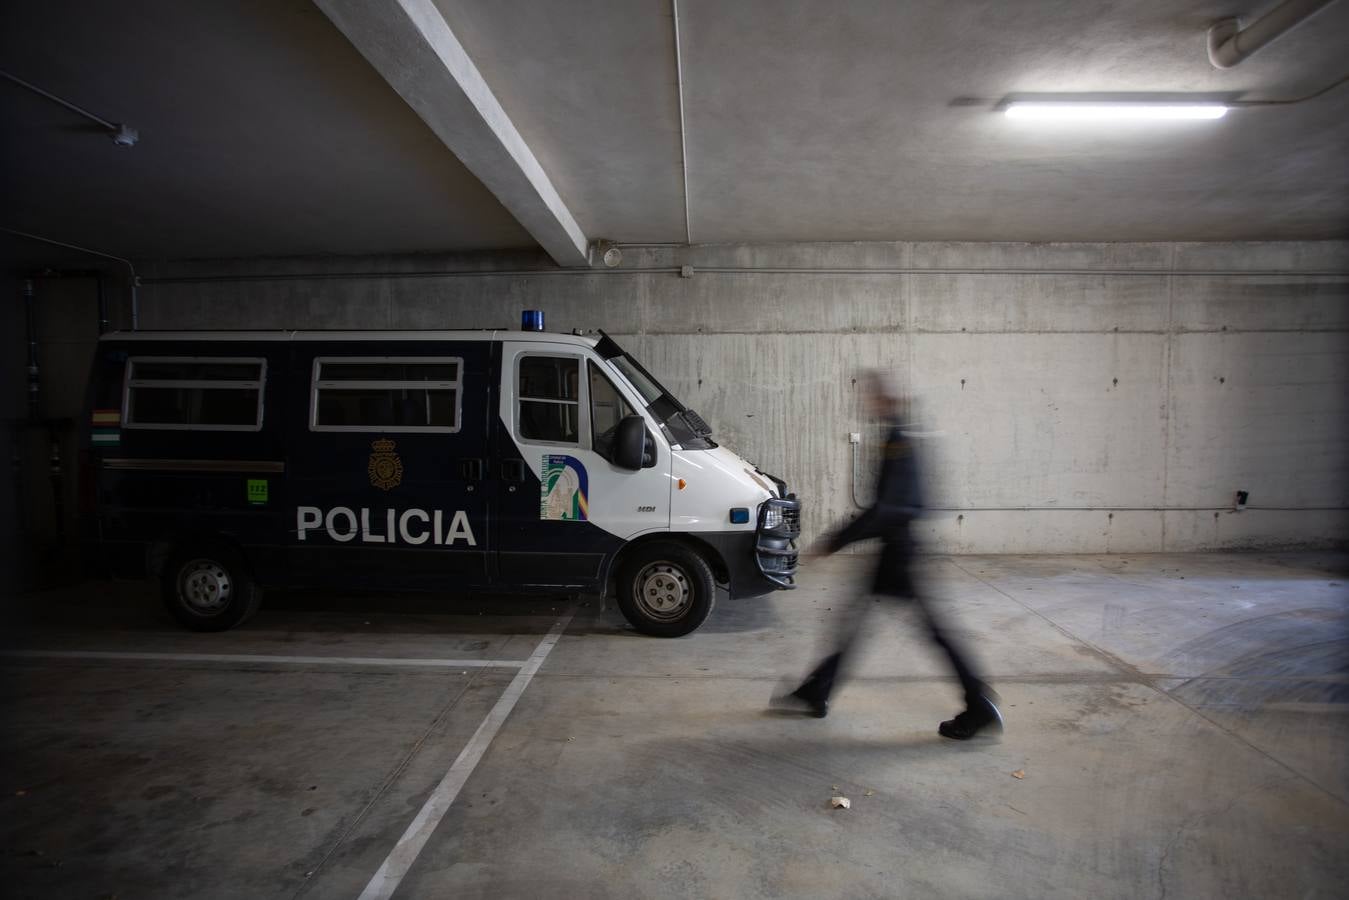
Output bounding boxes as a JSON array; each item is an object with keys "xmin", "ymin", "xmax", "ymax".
[{"xmin": 682, "ymin": 408, "xmax": 713, "ymax": 437}]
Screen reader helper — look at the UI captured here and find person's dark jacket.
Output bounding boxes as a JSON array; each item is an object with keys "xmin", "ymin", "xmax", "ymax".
[{"xmin": 828, "ymin": 421, "xmax": 924, "ymax": 554}]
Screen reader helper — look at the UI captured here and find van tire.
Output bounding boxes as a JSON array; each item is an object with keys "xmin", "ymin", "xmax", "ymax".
[
  {"xmin": 615, "ymin": 542, "xmax": 715, "ymax": 637},
  {"xmin": 162, "ymin": 543, "xmax": 261, "ymax": 632}
]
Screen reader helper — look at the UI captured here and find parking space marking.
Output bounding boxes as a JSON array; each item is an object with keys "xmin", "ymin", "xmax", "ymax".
[
  {"xmin": 357, "ymin": 609, "xmax": 574, "ymax": 900},
  {"xmin": 0, "ymin": 650, "xmax": 526, "ymax": 669}
]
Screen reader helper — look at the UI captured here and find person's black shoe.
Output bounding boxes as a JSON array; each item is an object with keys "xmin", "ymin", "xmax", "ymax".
[
  {"xmin": 938, "ymin": 695, "xmax": 1004, "ymax": 740},
  {"xmin": 770, "ymin": 685, "xmax": 829, "ymax": 718}
]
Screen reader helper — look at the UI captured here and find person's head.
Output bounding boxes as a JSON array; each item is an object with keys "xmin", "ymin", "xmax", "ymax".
[{"xmin": 861, "ymin": 369, "xmax": 906, "ymax": 421}]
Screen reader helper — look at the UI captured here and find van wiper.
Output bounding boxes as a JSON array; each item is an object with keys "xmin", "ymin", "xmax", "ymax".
[{"xmin": 681, "ymin": 408, "xmax": 713, "ymax": 438}]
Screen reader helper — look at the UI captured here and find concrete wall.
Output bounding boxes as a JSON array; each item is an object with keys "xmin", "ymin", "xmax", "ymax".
[
  {"xmin": 1, "ymin": 269, "xmax": 110, "ymax": 590},
  {"xmin": 125, "ymin": 241, "xmax": 1349, "ymax": 553}
]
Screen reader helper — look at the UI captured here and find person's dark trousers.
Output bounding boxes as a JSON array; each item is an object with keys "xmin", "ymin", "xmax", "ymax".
[
  {"xmin": 912, "ymin": 592, "xmax": 986, "ymax": 708},
  {"xmin": 797, "ymin": 548, "xmax": 986, "ymax": 708}
]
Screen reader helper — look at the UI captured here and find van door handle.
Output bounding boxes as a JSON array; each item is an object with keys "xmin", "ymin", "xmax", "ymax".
[
  {"xmin": 501, "ymin": 458, "xmax": 526, "ymax": 482},
  {"xmin": 458, "ymin": 458, "xmax": 484, "ymax": 481}
]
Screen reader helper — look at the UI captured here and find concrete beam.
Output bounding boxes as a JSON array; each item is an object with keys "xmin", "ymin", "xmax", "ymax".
[{"xmin": 314, "ymin": 0, "xmax": 590, "ymax": 267}]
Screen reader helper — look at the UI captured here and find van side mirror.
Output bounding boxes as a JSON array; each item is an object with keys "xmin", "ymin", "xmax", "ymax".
[{"xmin": 614, "ymin": 415, "xmax": 651, "ymax": 471}]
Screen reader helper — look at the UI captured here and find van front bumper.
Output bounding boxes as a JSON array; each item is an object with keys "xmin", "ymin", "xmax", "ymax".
[
  {"xmin": 754, "ymin": 496, "xmax": 801, "ymax": 589},
  {"xmin": 697, "ymin": 495, "xmax": 801, "ymax": 598}
]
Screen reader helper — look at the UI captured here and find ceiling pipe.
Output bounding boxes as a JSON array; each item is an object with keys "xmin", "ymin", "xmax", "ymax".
[
  {"xmin": 0, "ymin": 70, "xmax": 139, "ymax": 146},
  {"xmin": 1207, "ymin": 0, "xmax": 1340, "ymax": 68},
  {"xmin": 671, "ymin": 0, "xmax": 692, "ymax": 244}
]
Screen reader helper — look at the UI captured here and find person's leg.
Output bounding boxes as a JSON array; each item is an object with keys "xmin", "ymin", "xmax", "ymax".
[
  {"xmin": 912, "ymin": 591, "xmax": 1003, "ymax": 739},
  {"xmin": 914, "ymin": 592, "xmax": 986, "ymax": 707},
  {"xmin": 788, "ymin": 538, "xmax": 907, "ymax": 713},
  {"xmin": 789, "ymin": 587, "xmax": 870, "ymax": 713}
]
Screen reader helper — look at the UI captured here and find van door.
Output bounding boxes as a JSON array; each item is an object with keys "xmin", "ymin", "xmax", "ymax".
[
  {"xmin": 287, "ymin": 340, "xmax": 492, "ymax": 589},
  {"xmin": 493, "ymin": 341, "xmax": 670, "ymax": 589}
]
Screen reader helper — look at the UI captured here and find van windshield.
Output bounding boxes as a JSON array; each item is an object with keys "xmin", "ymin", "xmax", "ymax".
[{"xmin": 595, "ymin": 332, "xmax": 716, "ymax": 450}]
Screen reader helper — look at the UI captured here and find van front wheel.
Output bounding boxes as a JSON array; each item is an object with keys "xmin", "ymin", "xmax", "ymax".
[
  {"xmin": 162, "ymin": 544, "xmax": 261, "ymax": 631},
  {"xmin": 615, "ymin": 542, "xmax": 715, "ymax": 637}
]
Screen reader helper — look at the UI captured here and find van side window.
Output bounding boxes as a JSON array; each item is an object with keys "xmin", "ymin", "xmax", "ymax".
[
  {"xmin": 588, "ymin": 362, "xmax": 634, "ymax": 459},
  {"xmin": 518, "ymin": 356, "xmax": 579, "ymax": 443},
  {"xmin": 312, "ymin": 358, "xmax": 462, "ymax": 432},
  {"xmin": 124, "ymin": 357, "xmax": 265, "ymax": 431}
]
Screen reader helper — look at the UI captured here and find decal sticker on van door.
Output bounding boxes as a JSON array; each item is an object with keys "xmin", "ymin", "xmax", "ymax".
[
  {"xmin": 541, "ymin": 455, "xmax": 588, "ymax": 521},
  {"xmin": 91, "ymin": 408, "xmax": 121, "ymax": 445}
]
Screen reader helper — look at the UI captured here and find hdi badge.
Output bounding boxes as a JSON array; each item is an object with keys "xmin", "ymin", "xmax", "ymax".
[{"xmin": 368, "ymin": 438, "xmax": 404, "ymax": 490}]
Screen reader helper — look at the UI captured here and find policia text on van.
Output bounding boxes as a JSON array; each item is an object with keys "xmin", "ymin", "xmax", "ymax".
[{"xmin": 83, "ymin": 327, "xmax": 801, "ymax": 636}]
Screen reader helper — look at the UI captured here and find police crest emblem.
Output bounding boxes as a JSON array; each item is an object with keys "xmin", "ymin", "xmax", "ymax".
[{"xmin": 368, "ymin": 438, "xmax": 404, "ymax": 490}]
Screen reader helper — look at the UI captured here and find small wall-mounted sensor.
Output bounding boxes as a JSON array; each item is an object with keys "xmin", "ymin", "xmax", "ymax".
[
  {"xmin": 1235, "ymin": 490, "xmax": 1249, "ymax": 510},
  {"xmin": 848, "ymin": 432, "xmax": 861, "ymax": 444}
]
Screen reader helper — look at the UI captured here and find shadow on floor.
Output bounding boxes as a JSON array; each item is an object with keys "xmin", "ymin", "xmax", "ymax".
[
  {"xmin": 578, "ymin": 587, "xmax": 785, "ymax": 638},
  {"xmin": 1, "ymin": 578, "xmax": 578, "ymax": 639},
  {"xmin": 5, "ymin": 578, "xmax": 787, "ymax": 641}
]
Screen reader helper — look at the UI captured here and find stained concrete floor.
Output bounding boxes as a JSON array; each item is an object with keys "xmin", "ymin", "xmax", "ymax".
[{"xmin": 2, "ymin": 551, "xmax": 1346, "ymax": 899}]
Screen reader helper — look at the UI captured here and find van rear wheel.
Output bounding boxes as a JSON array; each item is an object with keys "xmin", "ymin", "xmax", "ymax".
[
  {"xmin": 615, "ymin": 542, "xmax": 715, "ymax": 637},
  {"xmin": 162, "ymin": 543, "xmax": 260, "ymax": 632}
]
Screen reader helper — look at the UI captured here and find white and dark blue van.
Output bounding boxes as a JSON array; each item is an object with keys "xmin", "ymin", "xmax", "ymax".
[{"xmin": 82, "ymin": 322, "xmax": 800, "ymax": 636}]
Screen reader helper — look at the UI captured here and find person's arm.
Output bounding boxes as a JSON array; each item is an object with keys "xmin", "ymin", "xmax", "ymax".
[
  {"xmin": 825, "ymin": 505, "xmax": 880, "ymax": 553},
  {"xmin": 822, "ymin": 426, "xmax": 921, "ymax": 553}
]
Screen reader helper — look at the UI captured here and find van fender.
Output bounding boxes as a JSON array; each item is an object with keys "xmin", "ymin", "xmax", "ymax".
[
  {"xmin": 602, "ymin": 533, "xmax": 730, "ymax": 598},
  {"xmin": 146, "ymin": 527, "xmax": 253, "ymax": 579}
]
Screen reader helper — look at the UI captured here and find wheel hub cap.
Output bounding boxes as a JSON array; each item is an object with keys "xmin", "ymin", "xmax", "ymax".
[
  {"xmin": 636, "ymin": 562, "xmax": 691, "ymax": 620},
  {"xmin": 179, "ymin": 559, "xmax": 232, "ymax": 614}
]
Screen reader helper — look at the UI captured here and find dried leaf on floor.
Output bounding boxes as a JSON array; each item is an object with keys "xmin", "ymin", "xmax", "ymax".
[
  {"xmin": 830, "ymin": 796, "xmax": 851, "ymax": 809},
  {"xmin": 1011, "ymin": 769, "xmax": 1026, "ymax": 779}
]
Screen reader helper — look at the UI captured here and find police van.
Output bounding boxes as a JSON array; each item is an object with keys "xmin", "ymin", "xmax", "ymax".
[{"xmin": 82, "ymin": 320, "xmax": 800, "ymax": 636}]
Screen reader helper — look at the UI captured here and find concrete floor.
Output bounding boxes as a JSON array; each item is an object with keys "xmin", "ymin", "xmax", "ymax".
[{"xmin": 2, "ymin": 551, "xmax": 1346, "ymax": 899}]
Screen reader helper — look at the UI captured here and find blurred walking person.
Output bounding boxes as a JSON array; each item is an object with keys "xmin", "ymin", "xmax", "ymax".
[{"xmin": 776, "ymin": 371, "xmax": 1003, "ymax": 740}]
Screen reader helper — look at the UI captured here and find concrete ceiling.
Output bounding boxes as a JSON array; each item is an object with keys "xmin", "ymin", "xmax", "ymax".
[
  {"xmin": 0, "ymin": 1, "xmax": 534, "ymax": 259},
  {"xmin": 2, "ymin": 0, "xmax": 1347, "ymax": 265}
]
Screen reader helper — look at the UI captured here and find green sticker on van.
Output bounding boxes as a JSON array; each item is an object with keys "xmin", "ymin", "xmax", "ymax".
[{"xmin": 247, "ymin": 479, "xmax": 269, "ymax": 505}]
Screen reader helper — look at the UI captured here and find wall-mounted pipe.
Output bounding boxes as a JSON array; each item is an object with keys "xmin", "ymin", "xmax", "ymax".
[
  {"xmin": 96, "ymin": 275, "xmax": 109, "ymax": 334},
  {"xmin": 2, "ymin": 228, "xmax": 140, "ymax": 329},
  {"xmin": 24, "ymin": 278, "xmax": 40, "ymax": 421},
  {"xmin": 1208, "ymin": 0, "xmax": 1340, "ymax": 68},
  {"xmin": 138, "ymin": 263, "xmax": 1349, "ymax": 285}
]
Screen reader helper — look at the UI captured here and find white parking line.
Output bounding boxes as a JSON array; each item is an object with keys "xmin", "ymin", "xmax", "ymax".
[
  {"xmin": 357, "ymin": 610, "xmax": 574, "ymax": 900},
  {"xmin": 0, "ymin": 650, "xmax": 526, "ymax": 669}
]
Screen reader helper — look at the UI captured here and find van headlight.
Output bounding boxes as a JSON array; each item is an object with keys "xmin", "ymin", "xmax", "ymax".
[{"xmin": 761, "ymin": 504, "xmax": 783, "ymax": 530}]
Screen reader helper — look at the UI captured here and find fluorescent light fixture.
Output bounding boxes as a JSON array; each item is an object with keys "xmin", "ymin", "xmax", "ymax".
[{"xmin": 1004, "ymin": 102, "xmax": 1228, "ymax": 121}]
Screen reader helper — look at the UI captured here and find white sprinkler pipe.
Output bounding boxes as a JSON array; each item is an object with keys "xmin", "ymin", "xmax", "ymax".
[{"xmin": 1208, "ymin": 0, "xmax": 1340, "ymax": 68}]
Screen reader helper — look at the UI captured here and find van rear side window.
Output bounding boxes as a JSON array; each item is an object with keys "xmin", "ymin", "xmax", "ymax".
[
  {"xmin": 123, "ymin": 357, "xmax": 266, "ymax": 430},
  {"xmin": 311, "ymin": 357, "xmax": 463, "ymax": 432}
]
